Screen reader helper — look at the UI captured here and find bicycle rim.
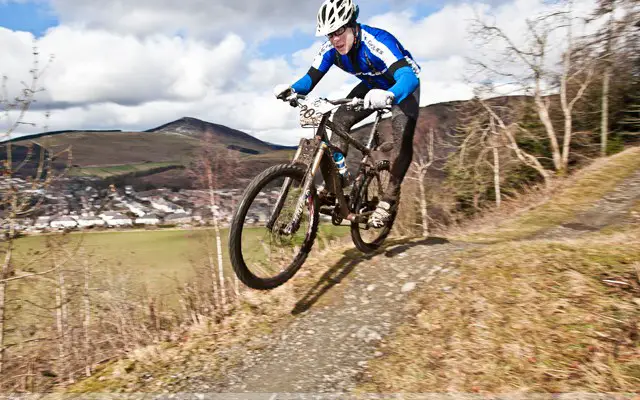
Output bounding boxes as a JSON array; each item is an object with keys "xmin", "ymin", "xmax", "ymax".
[
  {"xmin": 350, "ymin": 165, "xmax": 395, "ymax": 253},
  {"xmin": 229, "ymin": 164, "xmax": 319, "ymax": 290}
]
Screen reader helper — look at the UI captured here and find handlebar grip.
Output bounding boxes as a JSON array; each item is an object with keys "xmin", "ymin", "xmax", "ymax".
[{"xmin": 276, "ymin": 88, "xmax": 292, "ymax": 101}]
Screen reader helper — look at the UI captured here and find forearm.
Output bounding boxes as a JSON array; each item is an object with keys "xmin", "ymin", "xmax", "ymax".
[
  {"xmin": 291, "ymin": 67, "xmax": 326, "ymax": 95},
  {"xmin": 388, "ymin": 66, "xmax": 419, "ymax": 104}
]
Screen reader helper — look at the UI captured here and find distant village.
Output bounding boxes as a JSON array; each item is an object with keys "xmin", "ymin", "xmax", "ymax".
[{"xmin": 1, "ymin": 177, "xmax": 283, "ymax": 235}]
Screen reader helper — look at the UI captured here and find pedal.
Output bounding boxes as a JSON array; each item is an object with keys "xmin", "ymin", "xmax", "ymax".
[{"xmin": 331, "ymin": 206, "xmax": 343, "ymax": 225}]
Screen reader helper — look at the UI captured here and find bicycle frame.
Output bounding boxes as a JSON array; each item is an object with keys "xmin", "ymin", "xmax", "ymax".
[{"xmin": 270, "ymin": 108, "xmax": 387, "ymax": 234}]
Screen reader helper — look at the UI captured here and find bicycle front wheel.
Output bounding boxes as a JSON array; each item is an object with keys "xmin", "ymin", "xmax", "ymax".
[
  {"xmin": 229, "ymin": 164, "xmax": 319, "ymax": 290},
  {"xmin": 350, "ymin": 163, "xmax": 395, "ymax": 253}
]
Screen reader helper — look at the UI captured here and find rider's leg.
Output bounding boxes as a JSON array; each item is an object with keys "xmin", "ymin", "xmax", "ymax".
[
  {"xmin": 382, "ymin": 87, "xmax": 420, "ymax": 204},
  {"xmin": 324, "ymin": 81, "xmax": 374, "ymax": 156},
  {"xmin": 369, "ymin": 87, "xmax": 420, "ymax": 228},
  {"xmin": 318, "ymin": 82, "xmax": 373, "ymax": 192}
]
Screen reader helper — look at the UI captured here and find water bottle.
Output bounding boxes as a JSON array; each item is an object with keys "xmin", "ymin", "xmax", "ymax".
[{"xmin": 333, "ymin": 152, "xmax": 351, "ymax": 187}]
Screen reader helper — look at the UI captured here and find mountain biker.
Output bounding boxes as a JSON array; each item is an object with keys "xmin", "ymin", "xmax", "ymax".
[{"xmin": 274, "ymin": 0, "xmax": 421, "ymax": 228}]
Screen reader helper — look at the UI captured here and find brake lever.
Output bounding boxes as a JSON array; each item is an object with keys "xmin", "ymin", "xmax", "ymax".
[
  {"xmin": 346, "ymin": 98, "xmax": 364, "ymax": 112},
  {"xmin": 285, "ymin": 93, "xmax": 300, "ymax": 108}
]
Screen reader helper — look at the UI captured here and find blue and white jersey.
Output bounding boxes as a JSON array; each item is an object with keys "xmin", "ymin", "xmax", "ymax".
[
  {"xmin": 291, "ymin": 24, "xmax": 420, "ymax": 104},
  {"xmin": 312, "ymin": 24, "xmax": 420, "ymax": 91}
]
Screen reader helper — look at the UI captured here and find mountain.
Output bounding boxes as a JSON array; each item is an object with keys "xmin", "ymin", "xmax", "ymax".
[
  {"xmin": 146, "ymin": 117, "xmax": 293, "ymax": 152},
  {"xmin": 4, "ymin": 117, "xmax": 296, "ymax": 190}
]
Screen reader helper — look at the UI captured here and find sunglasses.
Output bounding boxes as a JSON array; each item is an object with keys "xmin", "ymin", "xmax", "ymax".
[{"xmin": 327, "ymin": 26, "xmax": 347, "ymax": 39}]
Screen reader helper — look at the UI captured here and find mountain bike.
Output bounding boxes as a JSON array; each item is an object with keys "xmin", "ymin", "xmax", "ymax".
[{"xmin": 228, "ymin": 94, "xmax": 396, "ymax": 290}]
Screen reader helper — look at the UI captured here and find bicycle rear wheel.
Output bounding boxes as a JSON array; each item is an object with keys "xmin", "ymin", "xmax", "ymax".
[
  {"xmin": 229, "ymin": 164, "xmax": 319, "ymax": 290},
  {"xmin": 350, "ymin": 163, "xmax": 396, "ymax": 253}
]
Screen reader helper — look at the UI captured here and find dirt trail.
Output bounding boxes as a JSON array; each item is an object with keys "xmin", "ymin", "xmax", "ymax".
[
  {"xmin": 537, "ymin": 169, "xmax": 640, "ymax": 239},
  {"xmin": 180, "ymin": 167, "xmax": 640, "ymax": 394},
  {"xmin": 182, "ymin": 238, "xmax": 471, "ymax": 393}
]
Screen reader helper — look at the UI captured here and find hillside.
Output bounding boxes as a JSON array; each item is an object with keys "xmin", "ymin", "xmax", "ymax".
[
  {"xmin": 66, "ymin": 146, "xmax": 640, "ymax": 394},
  {"xmin": 146, "ymin": 117, "xmax": 292, "ymax": 152},
  {"xmin": 5, "ymin": 117, "xmax": 296, "ymax": 189}
]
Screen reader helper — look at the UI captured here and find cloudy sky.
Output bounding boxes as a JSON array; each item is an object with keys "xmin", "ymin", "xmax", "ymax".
[{"xmin": 0, "ymin": 0, "xmax": 596, "ymax": 145}]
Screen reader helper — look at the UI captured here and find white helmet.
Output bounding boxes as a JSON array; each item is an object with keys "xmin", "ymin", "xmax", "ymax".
[{"xmin": 316, "ymin": 0, "xmax": 358, "ymax": 37}]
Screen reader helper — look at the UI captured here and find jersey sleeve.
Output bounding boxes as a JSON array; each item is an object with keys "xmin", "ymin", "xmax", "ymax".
[
  {"xmin": 389, "ymin": 66, "xmax": 419, "ymax": 104},
  {"xmin": 291, "ymin": 41, "xmax": 335, "ymax": 95},
  {"xmin": 310, "ymin": 40, "xmax": 336, "ymax": 74}
]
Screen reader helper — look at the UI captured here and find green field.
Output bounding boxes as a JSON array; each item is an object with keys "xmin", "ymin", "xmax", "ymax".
[
  {"xmin": 240, "ymin": 149, "xmax": 296, "ymax": 161},
  {"xmin": 13, "ymin": 224, "xmax": 350, "ymax": 294},
  {"xmin": 68, "ymin": 161, "xmax": 183, "ymax": 178},
  {"xmin": 5, "ymin": 223, "xmax": 349, "ymax": 349}
]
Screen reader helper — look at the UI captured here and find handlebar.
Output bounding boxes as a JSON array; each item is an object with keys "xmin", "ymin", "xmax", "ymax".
[
  {"xmin": 286, "ymin": 93, "xmax": 362, "ymax": 106},
  {"xmin": 283, "ymin": 93, "xmax": 390, "ymax": 111}
]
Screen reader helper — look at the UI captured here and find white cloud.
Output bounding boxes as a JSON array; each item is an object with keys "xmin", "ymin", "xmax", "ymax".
[
  {"xmin": 417, "ymin": 56, "xmax": 475, "ymax": 104},
  {"xmin": 242, "ymin": 57, "xmax": 296, "ymax": 92},
  {"xmin": 37, "ymin": 26, "xmax": 246, "ymax": 105},
  {"xmin": 367, "ymin": 0, "xmax": 598, "ymax": 103},
  {"xmin": 44, "ymin": 0, "xmax": 430, "ymax": 40},
  {"xmin": 2, "ymin": 0, "xmax": 602, "ymax": 146},
  {"xmin": 48, "ymin": 0, "xmax": 321, "ymax": 40}
]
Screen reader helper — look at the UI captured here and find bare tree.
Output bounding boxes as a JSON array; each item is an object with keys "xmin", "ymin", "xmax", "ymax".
[
  {"xmin": 52, "ymin": 247, "xmax": 69, "ymax": 383},
  {"xmin": 188, "ymin": 131, "xmax": 242, "ymax": 313},
  {"xmin": 453, "ymin": 99, "xmax": 507, "ymax": 213},
  {"xmin": 82, "ymin": 256, "xmax": 91, "ymax": 377},
  {"xmin": 559, "ymin": 2, "xmax": 596, "ymax": 168},
  {"xmin": 599, "ymin": 3, "xmax": 616, "ymax": 155},
  {"xmin": 0, "ymin": 45, "xmax": 67, "ymax": 380},
  {"xmin": 472, "ymin": 3, "xmax": 595, "ymax": 175},
  {"xmin": 408, "ymin": 128, "xmax": 438, "ymax": 237},
  {"xmin": 489, "ymin": 117, "xmax": 502, "ymax": 208},
  {"xmin": 586, "ymin": 0, "xmax": 640, "ymax": 154}
]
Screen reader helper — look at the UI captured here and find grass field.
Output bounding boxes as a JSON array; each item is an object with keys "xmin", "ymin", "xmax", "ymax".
[
  {"xmin": 5, "ymin": 223, "xmax": 349, "ymax": 350},
  {"xmin": 359, "ymin": 147, "xmax": 640, "ymax": 393},
  {"xmin": 239, "ymin": 149, "xmax": 296, "ymax": 161},
  {"xmin": 68, "ymin": 162, "xmax": 183, "ymax": 178},
  {"xmin": 13, "ymin": 224, "xmax": 350, "ymax": 295}
]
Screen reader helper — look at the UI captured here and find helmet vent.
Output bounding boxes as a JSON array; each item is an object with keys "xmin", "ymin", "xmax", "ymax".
[{"xmin": 316, "ymin": 0, "xmax": 356, "ymax": 36}]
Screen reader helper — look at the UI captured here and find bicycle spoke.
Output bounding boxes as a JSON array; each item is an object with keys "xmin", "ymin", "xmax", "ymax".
[
  {"xmin": 351, "ymin": 165, "xmax": 395, "ymax": 252},
  {"xmin": 236, "ymin": 171, "xmax": 315, "ymax": 281}
]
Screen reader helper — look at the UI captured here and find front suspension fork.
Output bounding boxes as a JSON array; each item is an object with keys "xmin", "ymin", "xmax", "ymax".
[
  {"xmin": 281, "ymin": 142, "xmax": 328, "ymax": 235},
  {"xmin": 265, "ymin": 145, "xmax": 305, "ymax": 231}
]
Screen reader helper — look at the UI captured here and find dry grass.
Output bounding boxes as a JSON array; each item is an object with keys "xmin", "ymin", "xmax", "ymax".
[
  {"xmin": 64, "ymin": 237, "xmax": 356, "ymax": 393},
  {"xmin": 360, "ymin": 227, "xmax": 640, "ymax": 393},
  {"xmin": 454, "ymin": 146, "xmax": 640, "ymax": 243},
  {"xmin": 65, "ymin": 280, "xmax": 302, "ymax": 392},
  {"xmin": 63, "ymin": 231, "xmax": 413, "ymax": 393}
]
